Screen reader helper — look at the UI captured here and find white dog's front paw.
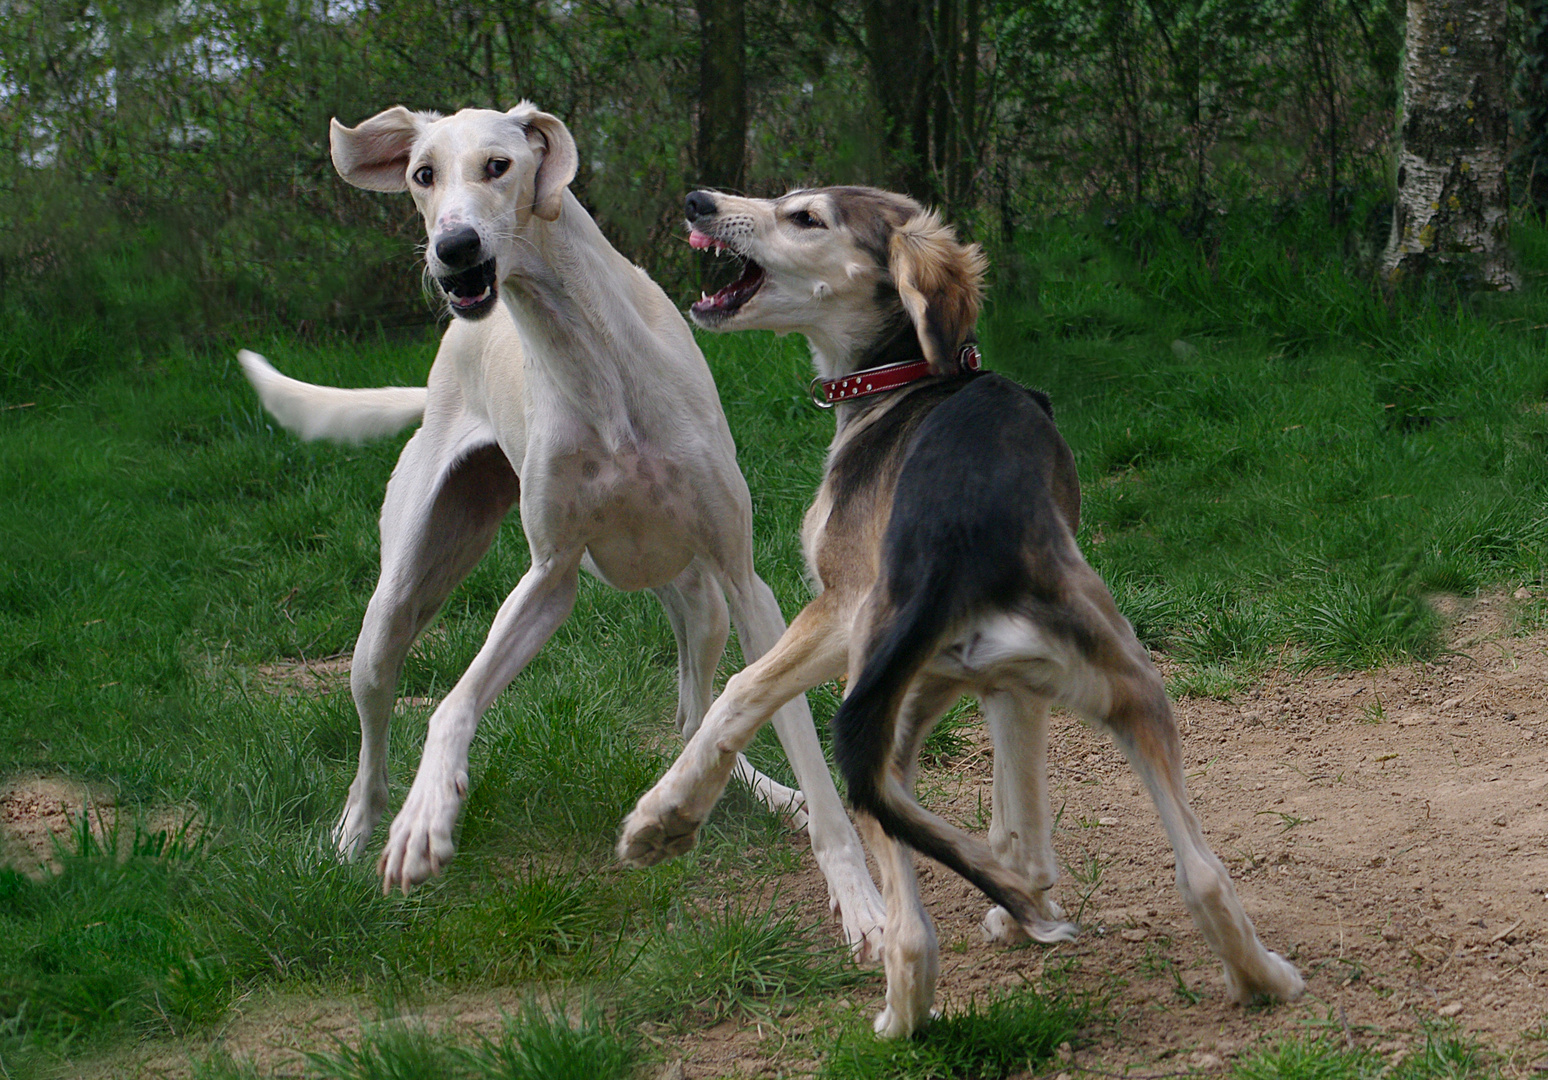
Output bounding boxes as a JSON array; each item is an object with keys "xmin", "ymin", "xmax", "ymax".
[
  {"xmin": 377, "ymin": 773, "xmax": 464, "ymax": 893},
  {"xmin": 333, "ymin": 779, "xmax": 388, "ymax": 862},
  {"xmin": 1223, "ymin": 949, "xmax": 1305, "ymax": 1005},
  {"xmin": 616, "ymin": 791, "xmax": 706, "ymax": 867}
]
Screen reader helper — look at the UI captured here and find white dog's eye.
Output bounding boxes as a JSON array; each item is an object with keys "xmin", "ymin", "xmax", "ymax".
[
  {"xmin": 788, "ymin": 209, "xmax": 826, "ymax": 229},
  {"xmin": 485, "ymin": 158, "xmax": 511, "ymax": 179},
  {"xmin": 412, "ymin": 165, "xmax": 434, "ymax": 187}
]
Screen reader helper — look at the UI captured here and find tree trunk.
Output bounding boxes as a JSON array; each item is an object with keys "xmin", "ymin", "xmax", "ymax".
[
  {"xmin": 694, "ymin": 0, "xmax": 747, "ymax": 191},
  {"xmin": 1381, "ymin": 0, "xmax": 1515, "ymax": 289},
  {"xmin": 862, "ymin": 0, "xmax": 936, "ymax": 200},
  {"xmin": 952, "ymin": 0, "xmax": 979, "ymax": 206}
]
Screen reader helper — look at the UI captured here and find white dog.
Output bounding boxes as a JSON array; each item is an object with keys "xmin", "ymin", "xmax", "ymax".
[{"xmin": 239, "ymin": 105, "xmax": 883, "ymax": 954}]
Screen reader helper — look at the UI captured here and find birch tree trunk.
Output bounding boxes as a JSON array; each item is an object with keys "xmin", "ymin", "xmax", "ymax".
[{"xmin": 1381, "ymin": 0, "xmax": 1516, "ymax": 289}]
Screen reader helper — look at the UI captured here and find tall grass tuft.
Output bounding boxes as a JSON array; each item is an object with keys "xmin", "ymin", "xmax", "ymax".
[
  {"xmin": 622, "ymin": 895, "xmax": 867, "ymax": 1026},
  {"xmin": 820, "ymin": 984, "xmax": 1090, "ymax": 1080},
  {"xmin": 465, "ymin": 1003, "xmax": 636, "ymax": 1080},
  {"xmin": 298, "ymin": 1005, "xmax": 636, "ymax": 1080},
  {"xmin": 1233, "ymin": 1030, "xmax": 1495, "ymax": 1080}
]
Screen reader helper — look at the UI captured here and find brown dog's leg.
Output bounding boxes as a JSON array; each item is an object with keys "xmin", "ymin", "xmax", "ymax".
[
  {"xmin": 1089, "ymin": 612, "xmax": 1306, "ymax": 1002},
  {"xmin": 617, "ymin": 589, "xmax": 852, "ymax": 866}
]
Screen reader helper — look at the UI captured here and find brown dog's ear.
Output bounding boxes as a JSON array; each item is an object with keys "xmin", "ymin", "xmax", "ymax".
[
  {"xmin": 330, "ymin": 107, "xmax": 435, "ymax": 192},
  {"xmin": 508, "ymin": 101, "xmax": 578, "ymax": 221},
  {"xmin": 888, "ymin": 210, "xmax": 987, "ymax": 373}
]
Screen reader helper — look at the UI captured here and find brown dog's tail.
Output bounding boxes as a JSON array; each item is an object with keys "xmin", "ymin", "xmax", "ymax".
[
  {"xmin": 831, "ymin": 373, "xmax": 1079, "ymax": 942},
  {"xmin": 831, "ymin": 574, "xmax": 1069, "ymax": 940}
]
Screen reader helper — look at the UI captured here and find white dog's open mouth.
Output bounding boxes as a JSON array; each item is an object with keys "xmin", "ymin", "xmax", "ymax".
[
  {"xmin": 688, "ymin": 231, "xmax": 764, "ymax": 322},
  {"xmin": 438, "ymin": 257, "xmax": 499, "ymax": 319}
]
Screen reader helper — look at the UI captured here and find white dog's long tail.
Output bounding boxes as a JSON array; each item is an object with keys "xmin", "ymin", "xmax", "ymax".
[{"xmin": 238, "ymin": 350, "xmax": 427, "ymax": 444}]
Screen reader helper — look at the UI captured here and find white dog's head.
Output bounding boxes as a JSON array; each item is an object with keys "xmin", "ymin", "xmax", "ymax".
[
  {"xmin": 329, "ymin": 103, "xmax": 578, "ymax": 320},
  {"xmin": 683, "ymin": 187, "xmax": 985, "ymax": 374}
]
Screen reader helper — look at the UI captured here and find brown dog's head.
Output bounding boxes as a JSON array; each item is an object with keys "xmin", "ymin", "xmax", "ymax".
[
  {"xmin": 328, "ymin": 103, "xmax": 578, "ymax": 320},
  {"xmin": 683, "ymin": 186, "xmax": 985, "ymax": 375}
]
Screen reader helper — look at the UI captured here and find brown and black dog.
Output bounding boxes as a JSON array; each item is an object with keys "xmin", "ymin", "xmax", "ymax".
[{"xmin": 619, "ymin": 186, "xmax": 1303, "ymax": 1036}]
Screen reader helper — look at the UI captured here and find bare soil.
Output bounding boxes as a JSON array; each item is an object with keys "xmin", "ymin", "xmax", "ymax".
[
  {"xmin": 1, "ymin": 775, "xmax": 118, "ymax": 877},
  {"xmin": 682, "ymin": 593, "xmax": 1548, "ymax": 1077}
]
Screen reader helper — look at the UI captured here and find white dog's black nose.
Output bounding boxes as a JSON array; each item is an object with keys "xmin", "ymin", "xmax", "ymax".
[
  {"xmin": 684, "ymin": 191, "xmax": 717, "ymax": 222},
  {"xmin": 435, "ymin": 226, "xmax": 483, "ymax": 270}
]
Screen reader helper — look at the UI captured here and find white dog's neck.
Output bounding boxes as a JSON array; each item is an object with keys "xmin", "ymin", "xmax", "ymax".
[{"xmin": 496, "ymin": 190, "xmax": 664, "ymax": 446}]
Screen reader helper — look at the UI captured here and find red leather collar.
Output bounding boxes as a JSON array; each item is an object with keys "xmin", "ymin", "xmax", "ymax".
[{"xmin": 810, "ymin": 344, "xmax": 982, "ymax": 408}]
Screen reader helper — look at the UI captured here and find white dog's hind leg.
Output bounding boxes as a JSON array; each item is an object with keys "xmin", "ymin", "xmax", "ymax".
[
  {"xmin": 723, "ymin": 574, "xmax": 886, "ymax": 960},
  {"xmin": 652, "ymin": 561, "xmax": 805, "ymax": 827},
  {"xmin": 980, "ymin": 689, "xmax": 1074, "ymax": 943},
  {"xmin": 337, "ymin": 431, "xmax": 517, "ymax": 860},
  {"xmin": 620, "ymin": 590, "xmax": 846, "ymax": 863},
  {"xmin": 651, "ymin": 558, "xmax": 730, "ymax": 739}
]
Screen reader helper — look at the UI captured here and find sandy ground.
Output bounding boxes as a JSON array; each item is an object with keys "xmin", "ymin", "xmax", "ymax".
[
  {"xmin": 9, "ymin": 595, "xmax": 1548, "ymax": 1078},
  {"xmin": 674, "ymin": 593, "xmax": 1548, "ymax": 1078}
]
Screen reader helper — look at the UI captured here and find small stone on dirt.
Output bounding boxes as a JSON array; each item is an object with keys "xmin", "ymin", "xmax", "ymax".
[
  {"xmin": 1121, "ymin": 928, "xmax": 1148, "ymax": 942},
  {"xmin": 1514, "ymin": 587, "xmax": 1532, "ymax": 600},
  {"xmin": 1438, "ymin": 1002, "xmax": 1464, "ymax": 1018}
]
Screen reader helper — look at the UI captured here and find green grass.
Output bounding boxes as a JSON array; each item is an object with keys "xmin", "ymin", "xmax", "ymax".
[
  {"xmin": 983, "ymin": 204, "xmax": 1548, "ymax": 675},
  {"xmin": 291, "ymin": 1005, "xmax": 636, "ymax": 1080},
  {"xmin": 819, "ymin": 984, "xmax": 1089, "ymax": 1080},
  {"xmin": 1233, "ymin": 1030, "xmax": 1496, "ymax": 1080},
  {"xmin": 620, "ymin": 894, "xmax": 865, "ymax": 1026},
  {"xmin": 1, "ymin": 205, "xmax": 1546, "ymax": 1072}
]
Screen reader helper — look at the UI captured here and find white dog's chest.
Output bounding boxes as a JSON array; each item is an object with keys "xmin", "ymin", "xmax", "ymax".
[{"xmin": 525, "ymin": 439, "xmax": 698, "ymax": 590}]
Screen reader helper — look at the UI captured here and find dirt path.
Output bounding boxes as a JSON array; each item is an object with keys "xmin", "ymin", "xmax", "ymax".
[{"xmin": 700, "ymin": 595, "xmax": 1548, "ymax": 1078}]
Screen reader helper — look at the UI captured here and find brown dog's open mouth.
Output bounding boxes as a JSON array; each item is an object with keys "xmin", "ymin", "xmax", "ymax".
[
  {"xmin": 438, "ymin": 257, "xmax": 499, "ymax": 319},
  {"xmin": 688, "ymin": 230, "xmax": 764, "ymax": 322}
]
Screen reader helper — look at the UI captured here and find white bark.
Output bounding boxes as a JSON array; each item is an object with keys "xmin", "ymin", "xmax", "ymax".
[{"xmin": 1382, "ymin": 0, "xmax": 1516, "ymax": 289}]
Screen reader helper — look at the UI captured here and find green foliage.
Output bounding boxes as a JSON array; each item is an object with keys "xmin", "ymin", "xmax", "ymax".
[
  {"xmin": 820, "ymin": 985, "xmax": 1088, "ymax": 1080},
  {"xmin": 0, "ymin": 0, "xmax": 1521, "ymax": 353}
]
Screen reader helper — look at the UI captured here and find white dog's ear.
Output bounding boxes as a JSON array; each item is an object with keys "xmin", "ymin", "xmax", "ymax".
[
  {"xmin": 509, "ymin": 102, "xmax": 578, "ymax": 221},
  {"xmin": 330, "ymin": 107, "xmax": 432, "ymax": 192},
  {"xmin": 888, "ymin": 210, "xmax": 987, "ymax": 374}
]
